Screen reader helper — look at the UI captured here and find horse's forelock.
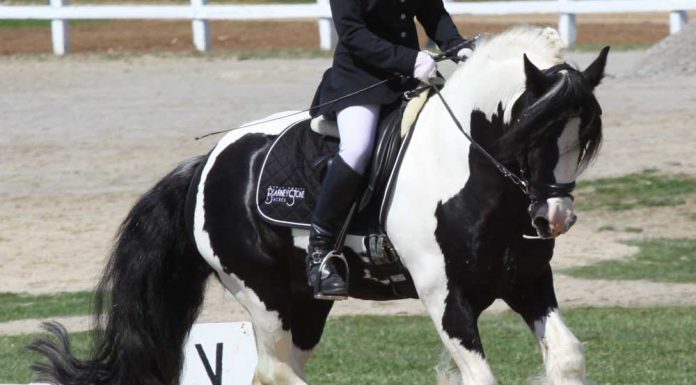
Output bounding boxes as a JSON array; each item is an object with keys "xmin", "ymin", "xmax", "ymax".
[{"xmin": 496, "ymin": 68, "xmax": 603, "ymax": 167}]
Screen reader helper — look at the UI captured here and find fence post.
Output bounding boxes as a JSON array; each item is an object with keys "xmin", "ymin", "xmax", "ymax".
[
  {"xmin": 191, "ymin": 0, "xmax": 211, "ymax": 52},
  {"xmin": 50, "ymin": 0, "xmax": 70, "ymax": 55},
  {"xmin": 670, "ymin": 10, "xmax": 688, "ymax": 34},
  {"xmin": 558, "ymin": 0, "xmax": 576, "ymax": 49},
  {"xmin": 317, "ymin": 0, "xmax": 337, "ymax": 51}
]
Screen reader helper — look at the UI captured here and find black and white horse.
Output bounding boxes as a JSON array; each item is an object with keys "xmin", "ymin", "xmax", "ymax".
[{"xmin": 31, "ymin": 27, "xmax": 608, "ymax": 385}]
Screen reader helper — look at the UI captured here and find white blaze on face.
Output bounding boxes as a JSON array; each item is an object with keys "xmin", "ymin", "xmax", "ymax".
[
  {"xmin": 548, "ymin": 117, "xmax": 581, "ymax": 235},
  {"xmin": 553, "ymin": 117, "xmax": 581, "ymax": 183}
]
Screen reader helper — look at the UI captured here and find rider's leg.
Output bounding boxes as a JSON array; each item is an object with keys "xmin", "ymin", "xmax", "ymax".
[
  {"xmin": 306, "ymin": 104, "xmax": 380, "ymax": 299},
  {"xmin": 336, "ymin": 104, "xmax": 380, "ymax": 174}
]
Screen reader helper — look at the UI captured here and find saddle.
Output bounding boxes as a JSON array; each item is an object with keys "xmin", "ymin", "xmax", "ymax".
[{"xmin": 255, "ymin": 91, "xmax": 430, "ymax": 298}]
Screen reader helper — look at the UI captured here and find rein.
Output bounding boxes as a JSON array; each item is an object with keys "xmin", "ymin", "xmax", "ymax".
[
  {"xmin": 431, "ymin": 85, "xmax": 576, "ymax": 201},
  {"xmin": 431, "ymin": 86, "xmax": 530, "ymax": 195}
]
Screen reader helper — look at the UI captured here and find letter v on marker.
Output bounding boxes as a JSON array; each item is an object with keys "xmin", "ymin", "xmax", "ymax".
[{"xmin": 195, "ymin": 343, "xmax": 223, "ymax": 385}]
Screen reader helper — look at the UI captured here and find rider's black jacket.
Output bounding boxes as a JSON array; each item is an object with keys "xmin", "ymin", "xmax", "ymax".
[{"xmin": 310, "ymin": 0, "xmax": 466, "ymax": 119}]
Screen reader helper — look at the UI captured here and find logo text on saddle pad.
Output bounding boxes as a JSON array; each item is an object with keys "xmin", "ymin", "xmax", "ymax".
[{"xmin": 264, "ymin": 186, "xmax": 306, "ymax": 206}]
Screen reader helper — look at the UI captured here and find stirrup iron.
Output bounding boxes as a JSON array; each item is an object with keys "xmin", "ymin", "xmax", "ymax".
[{"xmin": 313, "ymin": 250, "xmax": 350, "ymax": 301}]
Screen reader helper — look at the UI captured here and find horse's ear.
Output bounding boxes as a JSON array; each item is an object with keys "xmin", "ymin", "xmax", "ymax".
[
  {"xmin": 583, "ymin": 46, "xmax": 610, "ymax": 89},
  {"xmin": 523, "ymin": 54, "xmax": 546, "ymax": 94}
]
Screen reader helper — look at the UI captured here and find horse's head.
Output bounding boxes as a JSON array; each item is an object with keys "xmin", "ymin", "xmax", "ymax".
[{"xmin": 501, "ymin": 47, "xmax": 609, "ymax": 239}]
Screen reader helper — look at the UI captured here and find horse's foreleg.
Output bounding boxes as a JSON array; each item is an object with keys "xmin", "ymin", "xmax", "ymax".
[
  {"xmin": 504, "ymin": 269, "xmax": 588, "ymax": 385},
  {"xmin": 419, "ymin": 281, "xmax": 498, "ymax": 385},
  {"xmin": 533, "ymin": 309, "xmax": 588, "ymax": 385}
]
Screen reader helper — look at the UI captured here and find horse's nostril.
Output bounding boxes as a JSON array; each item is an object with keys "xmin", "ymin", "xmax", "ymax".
[
  {"xmin": 533, "ymin": 216, "xmax": 549, "ymax": 231},
  {"xmin": 569, "ymin": 213, "xmax": 578, "ymax": 227}
]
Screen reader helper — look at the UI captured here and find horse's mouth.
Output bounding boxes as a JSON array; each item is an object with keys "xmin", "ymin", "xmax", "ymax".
[{"xmin": 532, "ymin": 216, "xmax": 557, "ymax": 239}]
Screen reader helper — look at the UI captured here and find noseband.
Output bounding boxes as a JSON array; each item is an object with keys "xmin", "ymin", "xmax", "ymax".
[{"xmin": 518, "ymin": 158, "xmax": 576, "ymax": 201}]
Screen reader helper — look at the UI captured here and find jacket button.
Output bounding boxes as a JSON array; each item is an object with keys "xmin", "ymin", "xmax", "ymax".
[
  {"xmin": 400, "ymin": 32, "xmax": 407, "ymax": 38},
  {"xmin": 400, "ymin": 13, "xmax": 406, "ymax": 20}
]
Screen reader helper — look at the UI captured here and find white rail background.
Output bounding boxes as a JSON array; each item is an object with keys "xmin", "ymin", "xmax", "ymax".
[{"xmin": 0, "ymin": 0, "xmax": 693, "ymax": 55}]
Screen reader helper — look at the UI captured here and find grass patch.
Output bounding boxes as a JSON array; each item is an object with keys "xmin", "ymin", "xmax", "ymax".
[
  {"xmin": 234, "ymin": 48, "xmax": 331, "ymax": 60},
  {"xmin": 0, "ymin": 292, "xmax": 93, "ymax": 323},
  {"xmin": 0, "ymin": 331, "xmax": 92, "ymax": 383},
  {"xmin": 2, "ymin": 308, "xmax": 695, "ymax": 384},
  {"xmin": 573, "ymin": 43, "xmax": 650, "ymax": 52},
  {"xmin": 0, "ymin": 19, "xmax": 107, "ymax": 28},
  {"xmin": 308, "ymin": 308, "xmax": 696, "ymax": 385},
  {"xmin": 565, "ymin": 238, "xmax": 696, "ymax": 283},
  {"xmin": 575, "ymin": 170, "xmax": 696, "ymax": 212},
  {"xmin": 0, "ymin": 20, "xmax": 51, "ymax": 28}
]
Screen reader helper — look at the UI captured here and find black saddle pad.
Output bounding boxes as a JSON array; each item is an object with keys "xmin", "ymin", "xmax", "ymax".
[{"xmin": 256, "ymin": 105, "xmax": 409, "ymax": 233}]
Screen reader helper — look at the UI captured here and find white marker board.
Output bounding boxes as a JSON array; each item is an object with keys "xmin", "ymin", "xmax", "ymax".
[{"xmin": 181, "ymin": 322, "xmax": 257, "ymax": 385}]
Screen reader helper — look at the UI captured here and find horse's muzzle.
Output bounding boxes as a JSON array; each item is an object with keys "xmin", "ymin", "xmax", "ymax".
[{"xmin": 529, "ymin": 197, "xmax": 577, "ymax": 239}]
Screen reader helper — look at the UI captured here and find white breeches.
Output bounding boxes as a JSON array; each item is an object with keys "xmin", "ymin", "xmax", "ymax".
[{"xmin": 337, "ymin": 104, "xmax": 380, "ymax": 175}]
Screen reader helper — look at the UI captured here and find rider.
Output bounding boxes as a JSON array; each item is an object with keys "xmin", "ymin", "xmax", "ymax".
[{"xmin": 307, "ymin": 0, "xmax": 472, "ymax": 299}]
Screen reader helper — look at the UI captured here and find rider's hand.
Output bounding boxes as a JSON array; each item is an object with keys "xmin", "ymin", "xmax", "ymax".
[
  {"xmin": 457, "ymin": 47, "xmax": 474, "ymax": 61},
  {"xmin": 413, "ymin": 51, "xmax": 438, "ymax": 85}
]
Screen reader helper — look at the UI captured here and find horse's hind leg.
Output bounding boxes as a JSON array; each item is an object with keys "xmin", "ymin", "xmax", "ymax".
[
  {"xmin": 504, "ymin": 267, "xmax": 588, "ymax": 385},
  {"xmin": 288, "ymin": 292, "xmax": 333, "ymax": 370},
  {"xmin": 217, "ymin": 272, "xmax": 309, "ymax": 385}
]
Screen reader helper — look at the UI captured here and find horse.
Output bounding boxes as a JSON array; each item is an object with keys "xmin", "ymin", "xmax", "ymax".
[{"xmin": 30, "ymin": 27, "xmax": 608, "ymax": 385}]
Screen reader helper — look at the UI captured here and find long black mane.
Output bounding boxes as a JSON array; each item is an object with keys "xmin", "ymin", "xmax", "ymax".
[{"xmin": 499, "ymin": 63, "xmax": 603, "ymax": 170}]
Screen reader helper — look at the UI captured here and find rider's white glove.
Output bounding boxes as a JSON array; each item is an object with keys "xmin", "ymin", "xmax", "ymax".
[
  {"xmin": 413, "ymin": 51, "xmax": 438, "ymax": 84},
  {"xmin": 457, "ymin": 47, "xmax": 474, "ymax": 61}
]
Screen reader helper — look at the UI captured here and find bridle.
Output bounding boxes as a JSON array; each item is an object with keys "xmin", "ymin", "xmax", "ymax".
[{"xmin": 431, "ymin": 84, "xmax": 577, "ymax": 204}]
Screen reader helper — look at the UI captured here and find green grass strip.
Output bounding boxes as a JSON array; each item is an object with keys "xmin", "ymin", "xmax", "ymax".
[
  {"xmin": 573, "ymin": 43, "xmax": 651, "ymax": 52},
  {"xmin": 0, "ymin": 331, "xmax": 92, "ymax": 383},
  {"xmin": 0, "ymin": 292, "xmax": 93, "ymax": 323},
  {"xmin": 564, "ymin": 238, "xmax": 696, "ymax": 283},
  {"xmin": 235, "ymin": 48, "xmax": 332, "ymax": 60},
  {"xmin": 3, "ymin": 309, "xmax": 693, "ymax": 384},
  {"xmin": 3, "ymin": 308, "xmax": 695, "ymax": 384},
  {"xmin": 575, "ymin": 170, "xmax": 696, "ymax": 212},
  {"xmin": 312, "ymin": 308, "xmax": 696, "ymax": 385}
]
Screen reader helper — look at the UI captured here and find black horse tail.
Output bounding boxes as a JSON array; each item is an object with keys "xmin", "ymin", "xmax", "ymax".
[{"xmin": 30, "ymin": 155, "xmax": 213, "ymax": 385}]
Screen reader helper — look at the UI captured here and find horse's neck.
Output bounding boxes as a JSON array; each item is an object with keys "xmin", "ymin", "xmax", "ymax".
[
  {"xmin": 409, "ymin": 69, "xmax": 522, "ymax": 174},
  {"xmin": 393, "ymin": 67, "xmax": 525, "ymax": 221}
]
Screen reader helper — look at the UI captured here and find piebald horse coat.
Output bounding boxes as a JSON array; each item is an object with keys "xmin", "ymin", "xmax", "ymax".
[{"xmin": 31, "ymin": 27, "xmax": 608, "ymax": 385}]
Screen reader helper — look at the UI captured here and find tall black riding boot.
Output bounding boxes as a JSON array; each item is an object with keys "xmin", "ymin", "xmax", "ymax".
[{"xmin": 307, "ymin": 155, "xmax": 364, "ymax": 300}]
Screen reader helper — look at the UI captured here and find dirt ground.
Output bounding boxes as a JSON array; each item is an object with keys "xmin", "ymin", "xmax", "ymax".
[
  {"xmin": 1, "ymin": 13, "xmax": 691, "ymax": 55},
  {"xmin": 2, "ymin": 38, "xmax": 696, "ymax": 334}
]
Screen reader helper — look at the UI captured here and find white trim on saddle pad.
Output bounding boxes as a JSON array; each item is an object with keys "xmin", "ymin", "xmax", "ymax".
[{"xmin": 309, "ymin": 90, "xmax": 430, "ymax": 140}]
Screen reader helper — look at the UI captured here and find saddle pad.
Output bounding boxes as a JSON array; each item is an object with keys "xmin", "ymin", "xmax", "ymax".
[
  {"xmin": 256, "ymin": 119, "xmax": 338, "ymax": 228},
  {"xmin": 256, "ymin": 101, "xmax": 421, "ymax": 231}
]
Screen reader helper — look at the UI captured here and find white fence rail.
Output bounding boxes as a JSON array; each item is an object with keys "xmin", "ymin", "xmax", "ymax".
[{"xmin": 0, "ymin": 0, "xmax": 694, "ymax": 55}]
